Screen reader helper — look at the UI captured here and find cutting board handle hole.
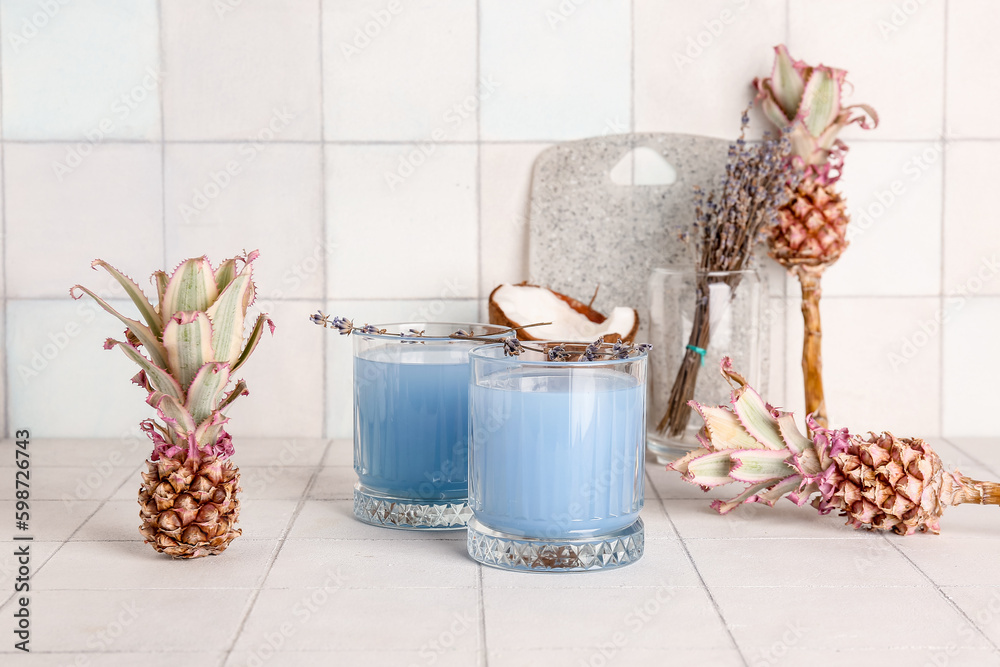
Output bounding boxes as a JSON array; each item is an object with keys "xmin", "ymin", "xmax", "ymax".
[{"xmin": 608, "ymin": 147, "xmax": 678, "ymax": 186}]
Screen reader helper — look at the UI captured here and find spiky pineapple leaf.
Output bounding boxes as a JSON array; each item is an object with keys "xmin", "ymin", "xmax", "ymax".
[
  {"xmin": 70, "ymin": 285, "xmax": 168, "ymax": 369},
  {"xmin": 163, "ymin": 312, "xmax": 215, "ymax": 389},
  {"xmin": 194, "ymin": 411, "xmax": 227, "ymax": 450},
  {"xmin": 91, "ymin": 260, "xmax": 162, "ymax": 336},
  {"xmin": 769, "ymin": 44, "xmax": 805, "ymax": 120},
  {"xmin": 105, "ymin": 339, "xmax": 184, "ymax": 401},
  {"xmin": 729, "ymin": 450, "xmax": 796, "ymax": 484},
  {"xmin": 732, "ymin": 387, "xmax": 785, "ymax": 450},
  {"xmin": 751, "ymin": 475, "xmax": 804, "ymax": 507},
  {"xmin": 798, "ymin": 67, "xmax": 841, "ymax": 138},
  {"xmin": 692, "ymin": 403, "xmax": 764, "ymax": 450},
  {"xmin": 777, "ymin": 412, "xmax": 812, "ymax": 455},
  {"xmin": 185, "ymin": 362, "xmax": 230, "ymax": 424},
  {"xmin": 206, "ymin": 270, "xmax": 253, "ymax": 365},
  {"xmin": 162, "ymin": 258, "xmax": 219, "ymax": 323},
  {"xmin": 148, "ymin": 391, "xmax": 196, "ymax": 436},
  {"xmin": 231, "ymin": 313, "xmax": 274, "ymax": 373},
  {"xmin": 712, "ymin": 480, "xmax": 775, "ymax": 515},
  {"xmin": 684, "ymin": 451, "xmax": 736, "ymax": 488},
  {"xmin": 214, "ymin": 258, "xmax": 239, "ymax": 293},
  {"xmin": 217, "ymin": 379, "xmax": 248, "ymax": 413},
  {"xmin": 153, "ymin": 270, "xmax": 168, "ymax": 309}
]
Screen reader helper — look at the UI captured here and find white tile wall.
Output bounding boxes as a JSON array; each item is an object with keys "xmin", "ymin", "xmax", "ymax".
[
  {"xmin": 789, "ymin": 0, "xmax": 945, "ymax": 141},
  {"xmin": 0, "ymin": 0, "xmax": 161, "ymax": 140},
  {"xmin": 479, "ymin": 0, "xmax": 631, "ymax": 141},
  {"xmin": 163, "ymin": 143, "xmax": 325, "ymax": 299},
  {"xmin": 5, "ymin": 142, "xmax": 163, "ymax": 298},
  {"xmin": 2, "ymin": 1, "xmax": 996, "ymax": 439},
  {"xmin": 633, "ymin": 0, "xmax": 787, "ymax": 137},
  {"xmin": 160, "ymin": 0, "xmax": 322, "ymax": 141},
  {"xmin": 946, "ymin": 0, "xmax": 1000, "ymax": 138},
  {"xmin": 322, "ymin": 0, "xmax": 479, "ymax": 142}
]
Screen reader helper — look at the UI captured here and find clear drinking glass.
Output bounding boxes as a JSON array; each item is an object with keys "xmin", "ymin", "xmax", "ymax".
[
  {"xmin": 352, "ymin": 322, "xmax": 509, "ymax": 530},
  {"xmin": 645, "ymin": 267, "xmax": 768, "ymax": 463},
  {"xmin": 467, "ymin": 343, "xmax": 647, "ymax": 572}
]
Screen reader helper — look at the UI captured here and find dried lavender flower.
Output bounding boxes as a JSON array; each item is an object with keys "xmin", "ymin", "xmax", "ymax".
[
  {"xmin": 332, "ymin": 316, "xmax": 354, "ymax": 335},
  {"xmin": 502, "ymin": 336, "xmax": 524, "ymax": 357},
  {"xmin": 547, "ymin": 345, "xmax": 571, "ymax": 362}
]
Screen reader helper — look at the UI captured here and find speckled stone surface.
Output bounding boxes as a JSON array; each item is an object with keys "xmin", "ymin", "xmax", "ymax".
[{"xmin": 528, "ymin": 133, "xmax": 730, "ymax": 315}]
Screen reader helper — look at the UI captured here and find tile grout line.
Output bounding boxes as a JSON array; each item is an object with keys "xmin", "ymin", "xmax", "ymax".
[
  {"xmin": 1, "ymin": 136, "xmax": 985, "ymax": 145},
  {"xmin": 475, "ymin": 3, "xmax": 485, "ymax": 657},
  {"xmin": 318, "ymin": 0, "xmax": 329, "ymax": 439},
  {"xmin": 938, "ymin": 0, "xmax": 949, "ymax": 438},
  {"xmin": 217, "ymin": 438, "xmax": 332, "ymax": 665},
  {"xmin": 880, "ymin": 533, "xmax": 1000, "ymax": 653},
  {"xmin": 629, "ymin": 0, "xmax": 635, "ymax": 134},
  {"xmin": 13, "ymin": 292, "xmax": 992, "ymax": 304},
  {"xmin": 647, "ymin": 470, "xmax": 749, "ymax": 667},
  {"xmin": 0, "ymin": 460, "xmax": 146, "ymax": 611},
  {"xmin": 157, "ymin": 0, "xmax": 167, "ymax": 271},
  {"xmin": 477, "ymin": 564, "xmax": 489, "ymax": 667},
  {"xmin": 475, "ymin": 0, "xmax": 483, "ymax": 317},
  {"xmin": 941, "ymin": 437, "xmax": 1000, "ymax": 480}
]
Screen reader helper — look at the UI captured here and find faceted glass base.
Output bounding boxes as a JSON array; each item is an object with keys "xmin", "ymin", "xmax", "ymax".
[
  {"xmin": 467, "ymin": 517, "xmax": 644, "ymax": 572},
  {"xmin": 646, "ymin": 429, "xmax": 701, "ymax": 464},
  {"xmin": 353, "ymin": 483, "xmax": 471, "ymax": 531}
]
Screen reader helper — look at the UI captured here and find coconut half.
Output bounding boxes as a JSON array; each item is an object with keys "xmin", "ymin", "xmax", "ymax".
[{"xmin": 488, "ymin": 283, "xmax": 639, "ymax": 343}]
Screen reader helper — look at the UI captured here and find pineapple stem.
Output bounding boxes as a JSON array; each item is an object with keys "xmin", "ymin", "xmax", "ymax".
[
  {"xmin": 796, "ymin": 265, "xmax": 828, "ymax": 427},
  {"xmin": 952, "ymin": 476, "xmax": 1000, "ymax": 506}
]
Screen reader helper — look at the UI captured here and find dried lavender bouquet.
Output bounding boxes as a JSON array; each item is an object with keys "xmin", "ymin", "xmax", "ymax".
[{"xmin": 655, "ymin": 112, "xmax": 797, "ymax": 439}]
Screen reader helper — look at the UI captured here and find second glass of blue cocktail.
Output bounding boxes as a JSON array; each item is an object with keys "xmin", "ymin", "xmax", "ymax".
[
  {"xmin": 352, "ymin": 322, "xmax": 509, "ymax": 530},
  {"xmin": 467, "ymin": 341, "xmax": 648, "ymax": 571}
]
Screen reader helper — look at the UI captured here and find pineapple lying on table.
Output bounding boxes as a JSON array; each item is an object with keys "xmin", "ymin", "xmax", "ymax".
[
  {"xmin": 72, "ymin": 251, "xmax": 273, "ymax": 558},
  {"xmin": 670, "ymin": 358, "xmax": 1000, "ymax": 535}
]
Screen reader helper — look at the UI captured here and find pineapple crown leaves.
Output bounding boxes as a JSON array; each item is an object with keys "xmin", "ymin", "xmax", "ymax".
[
  {"xmin": 71, "ymin": 251, "xmax": 272, "ymax": 458},
  {"xmin": 668, "ymin": 356, "xmax": 856, "ymax": 515},
  {"xmin": 753, "ymin": 44, "xmax": 878, "ymax": 182}
]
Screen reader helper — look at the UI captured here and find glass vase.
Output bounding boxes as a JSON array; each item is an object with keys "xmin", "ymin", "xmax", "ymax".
[
  {"xmin": 646, "ymin": 267, "xmax": 767, "ymax": 463},
  {"xmin": 352, "ymin": 322, "xmax": 508, "ymax": 530},
  {"xmin": 466, "ymin": 342, "xmax": 647, "ymax": 572}
]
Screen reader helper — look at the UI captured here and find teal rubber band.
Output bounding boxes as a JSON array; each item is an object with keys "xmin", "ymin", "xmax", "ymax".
[{"xmin": 686, "ymin": 344, "xmax": 707, "ymax": 366}]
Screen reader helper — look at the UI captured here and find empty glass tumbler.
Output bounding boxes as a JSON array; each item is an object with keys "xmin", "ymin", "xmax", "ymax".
[
  {"xmin": 352, "ymin": 322, "xmax": 508, "ymax": 530},
  {"xmin": 466, "ymin": 343, "xmax": 648, "ymax": 572}
]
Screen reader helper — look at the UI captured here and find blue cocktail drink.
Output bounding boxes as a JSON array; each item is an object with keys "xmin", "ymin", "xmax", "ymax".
[
  {"xmin": 468, "ymin": 343, "xmax": 647, "ymax": 571},
  {"xmin": 355, "ymin": 347, "xmax": 469, "ymax": 499},
  {"xmin": 352, "ymin": 323, "xmax": 508, "ymax": 530}
]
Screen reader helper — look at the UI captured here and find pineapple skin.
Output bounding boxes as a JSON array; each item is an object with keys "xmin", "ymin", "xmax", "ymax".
[
  {"xmin": 769, "ymin": 176, "xmax": 850, "ymax": 270},
  {"xmin": 139, "ymin": 453, "xmax": 242, "ymax": 559}
]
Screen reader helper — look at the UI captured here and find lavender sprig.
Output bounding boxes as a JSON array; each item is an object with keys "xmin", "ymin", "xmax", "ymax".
[
  {"xmin": 683, "ymin": 107, "xmax": 798, "ymax": 273},
  {"xmin": 310, "ymin": 312, "xmax": 650, "ymax": 362}
]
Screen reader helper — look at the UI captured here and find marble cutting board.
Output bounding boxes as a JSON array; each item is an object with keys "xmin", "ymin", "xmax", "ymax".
[{"xmin": 527, "ymin": 133, "xmax": 730, "ymax": 317}]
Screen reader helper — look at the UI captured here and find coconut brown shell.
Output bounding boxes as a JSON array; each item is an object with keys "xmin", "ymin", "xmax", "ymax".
[{"xmin": 488, "ymin": 282, "xmax": 639, "ymax": 343}]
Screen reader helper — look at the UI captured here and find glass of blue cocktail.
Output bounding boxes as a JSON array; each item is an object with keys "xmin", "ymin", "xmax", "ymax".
[
  {"xmin": 352, "ymin": 322, "xmax": 509, "ymax": 530},
  {"xmin": 467, "ymin": 342, "xmax": 648, "ymax": 571}
]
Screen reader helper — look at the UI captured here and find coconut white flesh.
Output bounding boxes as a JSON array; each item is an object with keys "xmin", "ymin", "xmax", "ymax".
[{"xmin": 493, "ymin": 285, "xmax": 636, "ymax": 342}]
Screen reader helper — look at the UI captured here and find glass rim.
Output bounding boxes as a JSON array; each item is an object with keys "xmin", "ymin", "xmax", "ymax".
[
  {"xmin": 650, "ymin": 266, "xmax": 760, "ymax": 278},
  {"xmin": 469, "ymin": 342, "xmax": 648, "ymax": 367},
  {"xmin": 354, "ymin": 321, "xmax": 511, "ymax": 343}
]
